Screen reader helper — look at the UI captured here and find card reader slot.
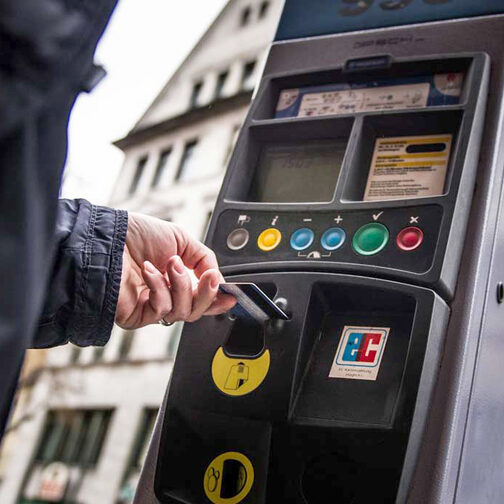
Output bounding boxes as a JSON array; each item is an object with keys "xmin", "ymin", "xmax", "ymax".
[
  {"xmin": 222, "ymin": 281, "xmax": 279, "ymax": 358},
  {"xmin": 224, "ymin": 315, "xmax": 265, "ymax": 358}
]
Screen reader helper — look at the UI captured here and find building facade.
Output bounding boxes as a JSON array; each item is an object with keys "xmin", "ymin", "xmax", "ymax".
[{"xmin": 0, "ymin": 1, "xmax": 282, "ymax": 502}]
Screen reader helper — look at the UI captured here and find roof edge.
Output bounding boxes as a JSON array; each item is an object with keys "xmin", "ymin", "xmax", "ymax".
[
  {"xmin": 113, "ymin": 91, "xmax": 252, "ymax": 151},
  {"xmin": 132, "ymin": 0, "xmax": 235, "ymax": 132}
]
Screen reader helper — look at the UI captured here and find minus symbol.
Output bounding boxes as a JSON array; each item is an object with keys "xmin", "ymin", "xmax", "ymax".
[{"xmin": 303, "ymin": 218, "xmax": 312, "ymax": 222}]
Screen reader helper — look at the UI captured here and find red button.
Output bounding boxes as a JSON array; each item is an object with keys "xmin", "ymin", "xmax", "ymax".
[{"xmin": 396, "ymin": 226, "xmax": 424, "ymax": 251}]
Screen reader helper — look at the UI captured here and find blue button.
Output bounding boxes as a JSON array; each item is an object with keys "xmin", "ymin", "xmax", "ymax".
[
  {"xmin": 290, "ymin": 228, "xmax": 315, "ymax": 251},
  {"xmin": 321, "ymin": 227, "xmax": 346, "ymax": 251}
]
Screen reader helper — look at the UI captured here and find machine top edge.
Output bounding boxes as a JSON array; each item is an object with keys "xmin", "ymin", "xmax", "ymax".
[{"xmin": 275, "ymin": 0, "xmax": 504, "ymax": 42}]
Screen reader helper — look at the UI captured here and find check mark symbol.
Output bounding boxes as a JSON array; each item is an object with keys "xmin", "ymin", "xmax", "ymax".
[{"xmin": 372, "ymin": 211, "xmax": 384, "ymax": 221}]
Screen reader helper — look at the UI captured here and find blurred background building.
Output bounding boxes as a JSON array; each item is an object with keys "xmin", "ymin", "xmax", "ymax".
[{"xmin": 0, "ymin": 0, "xmax": 282, "ymax": 502}]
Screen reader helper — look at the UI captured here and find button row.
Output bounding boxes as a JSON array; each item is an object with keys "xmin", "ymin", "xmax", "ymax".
[{"xmin": 227, "ymin": 224, "xmax": 423, "ymax": 255}]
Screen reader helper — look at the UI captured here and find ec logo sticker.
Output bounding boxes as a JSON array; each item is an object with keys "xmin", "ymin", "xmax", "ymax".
[{"xmin": 329, "ymin": 326, "xmax": 390, "ymax": 381}]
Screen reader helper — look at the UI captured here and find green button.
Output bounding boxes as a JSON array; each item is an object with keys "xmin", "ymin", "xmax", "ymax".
[{"xmin": 353, "ymin": 223, "xmax": 389, "ymax": 256}]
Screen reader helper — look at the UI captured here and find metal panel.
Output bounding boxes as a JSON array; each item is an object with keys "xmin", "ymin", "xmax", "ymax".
[
  {"xmin": 276, "ymin": 0, "xmax": 504, "ymax": 41},
  {"xmin": 135, "ymin": 14, "xmax": 504, "ymax": 504},
  {"xmin": 455, "ymin": 104, "xmax": 504, "ymax": 502}
]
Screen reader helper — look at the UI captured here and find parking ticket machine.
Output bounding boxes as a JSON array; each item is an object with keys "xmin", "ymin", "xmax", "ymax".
[{"xmin": 135, "ymin": 2, "xmax": 504, "ymax": 503}]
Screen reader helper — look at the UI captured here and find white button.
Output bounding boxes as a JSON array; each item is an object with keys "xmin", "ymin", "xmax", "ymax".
[{"xmin": 227, "ymin": 228, "xmax": 249, "ymax": 251}]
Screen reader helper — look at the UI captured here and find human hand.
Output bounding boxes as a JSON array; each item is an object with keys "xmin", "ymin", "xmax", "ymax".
[{"xmin": 115, "ymin": 213, "xmax": 236, "ymax": 329}]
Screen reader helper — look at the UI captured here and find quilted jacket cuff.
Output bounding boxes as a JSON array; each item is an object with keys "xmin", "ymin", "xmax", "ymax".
[{"xmin": 68, "ymin": 205, "xmax": 128, "ymax": 346}]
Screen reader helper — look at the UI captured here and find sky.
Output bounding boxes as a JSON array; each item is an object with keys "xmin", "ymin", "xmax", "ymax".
[{"xmin": 61, "ymin": 0, "xmax": 229, "ymax": 205}]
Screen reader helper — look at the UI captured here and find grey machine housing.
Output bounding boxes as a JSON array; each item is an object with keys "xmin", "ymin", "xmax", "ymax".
[{"xmin": 134, "ymin": 11, "xmax": 504, "ymax": 504}]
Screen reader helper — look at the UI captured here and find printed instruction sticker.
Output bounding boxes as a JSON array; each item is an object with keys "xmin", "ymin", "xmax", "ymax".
[
  {"xmin": 329, "ymin": 326, "xmax": 390, "ymax": 381},
  {"xmin": 298, "ymin": 83, "xmax": 430, "ymax": 117},
  {"xmin": 363, "ymin": 134, "xmax": 452, "ymax": 201}
]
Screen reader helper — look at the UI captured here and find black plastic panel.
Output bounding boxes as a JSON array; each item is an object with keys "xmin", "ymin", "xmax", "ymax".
[
  {"xmin": 207, "ymin": 54, "xmax": 489, "ymax": 300},
  {"xmin": 155, "ymin": 408, "xmax": 271, "ymax": 503},
  {"xmin": 154, "ymin": 272, "xmax": 449, "ymax": 504},
  {"xmin": 292, "ymin": 284, "xmax": 416, "ymax": 427}
]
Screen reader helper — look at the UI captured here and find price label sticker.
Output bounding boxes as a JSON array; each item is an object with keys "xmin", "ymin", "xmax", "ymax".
[{"xmin": 363, "ymin": 134, "xmax": 452, "ymax": 202}]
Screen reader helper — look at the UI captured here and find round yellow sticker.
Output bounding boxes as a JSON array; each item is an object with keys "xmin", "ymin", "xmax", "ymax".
[
  {"xmin": 211, "ymin": 347, "xmax": 270, "ymax": 396},
  {"xmin": 204, "ymin": 452, "xmax": 254, "ymax": 504}
]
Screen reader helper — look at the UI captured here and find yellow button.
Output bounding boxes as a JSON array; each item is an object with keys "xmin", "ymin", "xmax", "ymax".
[{"xmin": 257, "ymin": 228, "xmax": 281, "ymax": 251}]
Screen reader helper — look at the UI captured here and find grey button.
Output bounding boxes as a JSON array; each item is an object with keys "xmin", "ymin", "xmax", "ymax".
[{"xmin": 227, "ymin": 228, "xmax": 249, "ymax": 250}]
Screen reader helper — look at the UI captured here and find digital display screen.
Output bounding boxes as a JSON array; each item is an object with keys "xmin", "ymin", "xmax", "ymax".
[{"xmin": 249, "ymin": 140, "xmax": 346, "ymax": 203}]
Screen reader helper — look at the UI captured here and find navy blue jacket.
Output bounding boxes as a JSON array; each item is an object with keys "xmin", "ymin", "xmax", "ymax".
[
  {"xmin": 37, "ymin": 199, "xmax": 127, "ymax": 349},
  {"xmin": 0, "ymin": 0, "xmax": 120, "ymax": 436}
]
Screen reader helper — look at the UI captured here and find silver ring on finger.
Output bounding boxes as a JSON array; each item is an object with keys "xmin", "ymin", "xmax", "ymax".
[{"xmin": 158, "ymin": 317, "xmax": 174, "ymax": 327}]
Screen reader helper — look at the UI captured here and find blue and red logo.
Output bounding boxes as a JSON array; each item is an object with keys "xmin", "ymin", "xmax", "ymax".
[
  {"xmin": 330, "ymin": 326, "xmax": 390, "ymax": 380},
  {"xmin": 341, "ymin": 330, "xmax": 385, "ymax": 365}
]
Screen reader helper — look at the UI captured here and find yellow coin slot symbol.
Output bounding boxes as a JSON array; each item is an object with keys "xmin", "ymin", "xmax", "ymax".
[
  {"xmin": 204, "ymin": 452, "xmax": 254, "ymax": 504},
  {"xmin": 212, "ymin": 347, "xmax": 270, "ymax": 396}
]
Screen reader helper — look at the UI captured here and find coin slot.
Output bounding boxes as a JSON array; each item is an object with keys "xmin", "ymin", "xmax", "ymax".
[
  {"xmin": 154, "ymin": 409, "xmax": 269, "ymax": 504},
  {"xmin": 204, "ymin": 451, "xmax": 256, "ymax": 504},
  {"xmin": 221, "ymin": 459, "xmax": 247, "ymax": 498}
]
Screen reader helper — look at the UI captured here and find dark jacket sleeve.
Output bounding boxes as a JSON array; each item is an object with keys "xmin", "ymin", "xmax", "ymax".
[{"xmin": 34, "ymin": 199, "xmax": 128, "ymax": 349}]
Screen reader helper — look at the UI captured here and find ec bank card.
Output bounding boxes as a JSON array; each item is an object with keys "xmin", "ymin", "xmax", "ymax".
[{"xmin": 219, "ymin": 283, "xmax": 289, "ymax": 323}]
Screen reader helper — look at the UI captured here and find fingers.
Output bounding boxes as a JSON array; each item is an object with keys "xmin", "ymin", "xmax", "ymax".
[
  {"xmin": 173, "ymin": 224, "xmax": 222, "ymax": 279},
  {"xmin": 140, "ymin": 257, "xmax": 235, "ymax": 327},
  {"xmin": 186, "ymin": 269, "xmax": 221, "ymax": 322},
  {"xmin": 192, "ymin": 246, "xmax": 223, "ymax": 280},
  {"xmin": 141, "ymin": 261, "xmax": 173, "ymax": 324},
  {"xmin": 163, "ymin": 255, "xmax": 193, "ymax": 323},
  {"xmin": 170, "ymin": 228, "xmax": 236, "ymax": 319}
]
